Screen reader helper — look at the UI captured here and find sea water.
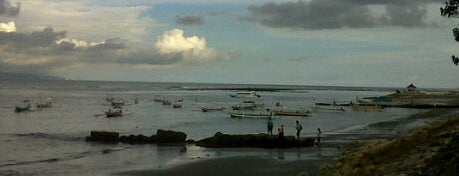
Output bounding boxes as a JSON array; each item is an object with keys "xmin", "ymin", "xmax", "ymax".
[{"xmin": 0, "ymin": 80, "xmax": 422, "ymax": 175}]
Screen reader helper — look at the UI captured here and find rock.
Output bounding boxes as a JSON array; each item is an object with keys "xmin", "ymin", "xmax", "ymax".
[
  {"xmin": 86, "ymin": 131, "xmax": 119, "ymax": 143},
  {"xmin": 196, "ymin": 132, "xmax": 314, "ymax": 148},
  {"xmin": 86, "ymin": 129, "xmax": 186, "ymax": 144},
  {"xmin": 156, "ymin": 129, "xmax": 187, "ymax": 143}
]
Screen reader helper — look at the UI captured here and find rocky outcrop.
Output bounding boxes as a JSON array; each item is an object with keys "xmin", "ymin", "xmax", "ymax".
[
  {"xmin": 86, "ymin": 131, "xmax": 119, "ymax": 143},
  {"xmin": 196, "ymin": 132, "xmax": 315, "ymax": 148},
  {"xmin": 86, "ymin": 130, "xmax": 187, "ymax": 144},
  {"xmin": 319, "ymin": 116, "xmax": 459, "ymax": 176}
]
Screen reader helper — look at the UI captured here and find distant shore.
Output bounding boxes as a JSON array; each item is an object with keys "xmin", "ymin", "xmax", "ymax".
[{"xmin": 114, "ymin": 108, "xmax": 456, "ymax": 176}]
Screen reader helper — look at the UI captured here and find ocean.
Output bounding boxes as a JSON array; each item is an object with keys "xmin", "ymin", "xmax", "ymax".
[{"xmin": 0, "ymin": 80, "xmax": 424, "ymax": 175}]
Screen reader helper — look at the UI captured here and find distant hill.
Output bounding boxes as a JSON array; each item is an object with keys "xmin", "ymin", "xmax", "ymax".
[{"xmin": 0, "ymin": 72, "xmax": 64, "ymax": 80}]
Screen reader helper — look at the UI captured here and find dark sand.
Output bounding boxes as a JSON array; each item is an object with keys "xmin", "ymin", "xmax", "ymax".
[
  {"xmin": 115, "ymin": 155, "xmax": 333, "ymax": 176},
  {"xmin": 114, "ymin": 108, "xmax": 456, "ymax": 176}
]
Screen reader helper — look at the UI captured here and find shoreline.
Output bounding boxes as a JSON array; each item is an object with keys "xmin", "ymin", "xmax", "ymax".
[{"xmin": 113, "ymin": 108, "xmax": 456, "ymax": 176}]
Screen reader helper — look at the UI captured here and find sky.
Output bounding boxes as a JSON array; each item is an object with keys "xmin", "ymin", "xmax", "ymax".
[{"xmin": 0, "ymin": 0, "xmax": 458, "ymax": 88}]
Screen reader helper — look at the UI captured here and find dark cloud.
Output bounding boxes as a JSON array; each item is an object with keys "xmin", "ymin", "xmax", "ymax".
[
  {"xmin": 175, "ymin": 15, "xmax": 205, "ymax": 25},
  {"xmin": 0, "ymin": 28, "xmax": 220, "ymax": 76},
  {"xmin": 0, "ymin": 27, "xmax": 66, "ymax": 49},
  {"xmin": 245, "ymin": 0, "xmax": 437, "ymax": 30},
  {"xmin": 0, "ymin": 0, "xmax": 20, "ymax": 17}
]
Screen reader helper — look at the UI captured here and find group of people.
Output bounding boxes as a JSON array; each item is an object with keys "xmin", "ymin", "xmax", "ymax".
[
  {"xmin": 441, "ymin": 0, "xmax": 459, "ymax": 17},
  {"xmin": 267, "ymin": 118, "xmax": 322, "ymax": 146}
]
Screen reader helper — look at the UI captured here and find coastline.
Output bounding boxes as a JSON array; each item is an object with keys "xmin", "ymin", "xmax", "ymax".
[{"xmin": 113, "ymin": 108, "xmax": 457, "ymax": 176}]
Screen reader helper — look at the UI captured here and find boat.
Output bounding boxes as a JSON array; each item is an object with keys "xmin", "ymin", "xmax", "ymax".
[
  {"xmin": 110, "ymin": 98, "xmax": 125, "ymax": 106},
  {"xmin": 201, "ymin": 107, "xmax": 226, "ymax": 112},
  {"xmin": 15, "ymin": 100, "xmax": 32, "ymax": 113},
  {"xmin": 230, "ymin": 91, "xmax": 260, "ymax": 98},
  {"xmin": 272, "ymin": 110, "xmax": 310, "ymax": 117},
  {"xmin": 172, "ymin": 103, "xmax": 182, "ymax": 108},
  {"xmin": 36, "ymin": 98, "xmax": 52, "ymax": 108},
  {"xmin": 229, "ymin": 112, "xmax": 272, "ymax": 118},
  {"xmin": 351, "ymin": 104, "xmax": 383, "ymax": 112},
  {"xmin": 315, "ymin": 101, "xmax": 353, "ymax": 107},
  {"xmin": 105, "ymin": 106, "xmax": 123, "ymax": 117},
  {"xmin": 312, "ymin": 106, "xmax": 345, "ymax": 112},
  {"xmin": 232, "ymin": 101, "xmax": 264, "ymax": 110}
]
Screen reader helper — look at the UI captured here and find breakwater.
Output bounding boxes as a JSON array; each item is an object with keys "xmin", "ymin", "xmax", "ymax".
[{"xmin": 86, "ymin": 130, "xmax": 315, "ymax": 148}]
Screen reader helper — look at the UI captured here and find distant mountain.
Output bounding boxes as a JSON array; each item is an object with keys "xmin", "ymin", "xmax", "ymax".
[{"xmin": 0, "ymin": 72, "xmax": 64, "ymax": 80}]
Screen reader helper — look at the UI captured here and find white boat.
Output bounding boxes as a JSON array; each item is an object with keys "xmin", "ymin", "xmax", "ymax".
[
  {"xmin": 105, "ymin": 106, "xmax": 123, "ymax": 117},
  {"xmin": 312, "ymin": 106, "xmax": 345, "ymax": 112},
  {"xmin": 272, "ymin": 110, "xmax": 310, "ymax": 117},
  {"xmin": 232, "ymin": 101, "xmax": 264, "ymax": 110},
  {"xmin": 229, "ymin": 112, "xmax": 272, "ymax": 118},
  {"xmin": 230, "ymin": 91, "xmax": 260, "ymax": 98}
]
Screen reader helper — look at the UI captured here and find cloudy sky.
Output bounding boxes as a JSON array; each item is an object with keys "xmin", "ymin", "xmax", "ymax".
[{"xmin": 0, "ymin": 0, "xmax": 457, "ymax": 88}]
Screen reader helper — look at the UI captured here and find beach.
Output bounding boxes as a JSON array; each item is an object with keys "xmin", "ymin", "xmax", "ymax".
[{"xmin": 114, "ymin": 108, "xmax": 457, "ymax": 176}]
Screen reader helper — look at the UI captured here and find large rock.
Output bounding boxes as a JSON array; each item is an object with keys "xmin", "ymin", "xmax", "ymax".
[
  {"xmin": 154, "ymin": 129, "xmax": 187, "ymax": 143},
  {"xmin": 86, "ymin": 129, "xmax": 186, "ymax": 144},
  {"xmin": 196, "ymin": 132, "xmax": 314, "ymax": 148}
]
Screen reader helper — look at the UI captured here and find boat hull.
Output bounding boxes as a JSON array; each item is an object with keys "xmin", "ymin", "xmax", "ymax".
[
  {"xmin": 272, "ymin": 111, "xmax": 310, "ymax": 117},
  {"xmin": 229, "ymin": 113, "xmax": 272, "ymax": 118}
]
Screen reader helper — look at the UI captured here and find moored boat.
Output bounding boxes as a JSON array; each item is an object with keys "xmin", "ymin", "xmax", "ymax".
[
  {"xmin": 312, "ymin": 106, "xmax": 345, "ymax": 112},
  {"xmin": 15, "ymin": 100, "xmax": 32, "ymax": 113},
  {"xmin": 105, "ymin": 106, "xmax": 123, "ymax": 117},
  {"xmin": 36, "ymin": 98, "xmax": 52, "ymax": 108},
  {"xmin": 272, "ymin": 110, "xmax": 310, "ymax": 117},
  {"xmin": 232, "ymin": 101, "xmax": 264, "ymax": 110},
  {"xmin": 230, "ymin": 91, "xmax": 260, "ymax": 98},
  {"xmin": 229, "ymin": 112, "xmax": 272, "ymax": 118},
  {"xmin": 201, "ymin": 107, "xmax": 225, "ymax": 112},
  {"xmin": 351, "ymin": 104, "xmax": 383, "ymax": 112}
]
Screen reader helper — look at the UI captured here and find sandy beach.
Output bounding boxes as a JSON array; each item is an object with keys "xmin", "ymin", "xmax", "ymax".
[
  {"xmin": 116, "ymin": 156, "xmax": 333, "ymax": 176},
  {"xmin": 114, "ymin": 108, "xmax": 457, "ymax": 176}
]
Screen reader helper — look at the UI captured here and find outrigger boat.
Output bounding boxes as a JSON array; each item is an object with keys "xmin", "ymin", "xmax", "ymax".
[
  {"xmin": 105, "ymin": 106, "xmax": 123, "ymax": 117},
  {"xmin": 272, "ymin": 110, "xmax": 310, "ymax": 117},
  {"xmin": 230, "ymin": 91, "xmax": 260, "ymax": 98},
  {"xmin": 15, "ymin": 100, "xmax": 32, "ymax": 113},
  {"xmin": 229, "ymin": 112, "xmax": 272, "ymax": 118},
  {"xmin": 36, "ymin": 98, "xmax": 52, "ymax": 108},
  {"xmin": 232, "ymin": 101, "xmax": 264, "ymax": 110},
  {"xmin": 312, "ymin": 106, "xmax": 345, "ymax": 112},
  {"xmin": 351, "ymin": 104, "xmax": 383, "ymax": 112},
  {"xmin": 201, "ymin": 107, "xmax": 226, "ymax": 112}
]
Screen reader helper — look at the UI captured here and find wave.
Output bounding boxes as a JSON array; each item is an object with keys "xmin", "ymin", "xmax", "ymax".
[
  {"xmin": 0, "ymin": 146, "xmax": 129, "ymax": 168},
  {"xmin": 14, "ymin": 133, "xmax": 84, "ymax": 142}
]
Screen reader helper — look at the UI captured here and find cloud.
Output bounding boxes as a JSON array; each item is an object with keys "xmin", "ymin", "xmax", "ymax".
[
  {"xmin": 175, "ymin": 15, "xmax": 205, "ymax": 25},
  {"xmin": 0, "ymin": 0, "xmax": 20, "ymax": 17},
  {"xmin": 16, "ymin": 0, "xmax": 157, "ymax": 41},
  {"xmin": 154, "ymin": 29, "xmax": 217, "ymax": 64},
  {"xmin": 244, "ymin": 0, "xmax": 438, "ymax": 30},
  {"xmin": 0, "ymin": 21, "xmax": 15, "ymax": 32},
  {"xmin": 0, "ymin": 27, "xmax": 221, "ymax": 75}
]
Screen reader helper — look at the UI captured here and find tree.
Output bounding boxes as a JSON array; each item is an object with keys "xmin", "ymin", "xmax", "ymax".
[{"xmin": 441, "ymin": 0, "xmax": 459, "ymax": 65}]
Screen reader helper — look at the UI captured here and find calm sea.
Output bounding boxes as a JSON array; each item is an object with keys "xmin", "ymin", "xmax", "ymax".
[{"xmin": 0, "ymin": 80, "xmax": 422, "ymax": 175}]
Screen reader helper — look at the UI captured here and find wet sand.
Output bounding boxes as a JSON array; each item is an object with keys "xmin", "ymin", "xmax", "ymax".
[
  {"xmin": 115, "ymin": 155, "xmax": 333, "ymax": 176},
  {"xmin": 114, "ymin": 108, "xmax": 456, "ymax": 176}
]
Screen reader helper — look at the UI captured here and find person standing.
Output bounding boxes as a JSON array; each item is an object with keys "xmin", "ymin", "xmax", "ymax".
[
  {"xmin": 267, "ymin": 118, "xmax": 273, "ymax": 135},
  {"xmin": 278, "ymin": 125, "xmax": 285, "ymax": 138},
  {"xmin": 317, "ymin": 128, "xmax": 322, "ymax": 146},
  {"xmin": 295, "ymin": 120, "xmax": 303, "ymax": 139}
]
